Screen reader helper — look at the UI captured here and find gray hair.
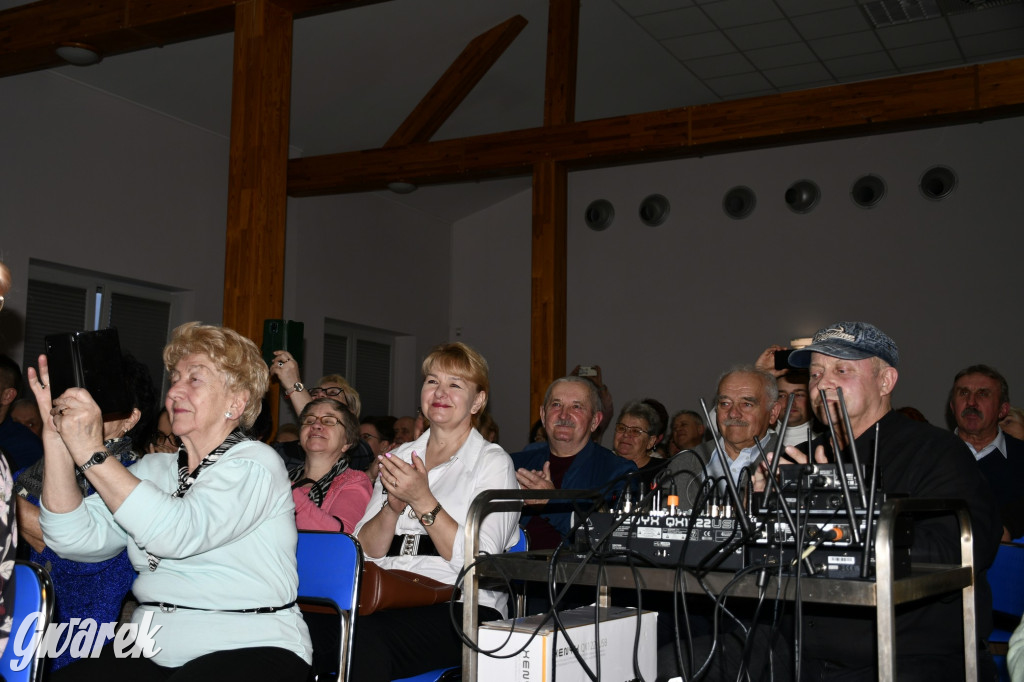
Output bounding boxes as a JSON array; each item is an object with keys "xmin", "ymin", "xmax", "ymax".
[
  {"xmin": 544, "ymin": 376, "xmax": 602, "ymax": 417},
  {"xmin": 617, "ymin": 400, "xmax": 662, "ymax": 437},
  {"xmin": 716, "ymin": 364, "xmax": 779, "ymax": 406},
  {"xmin": 671, "ymin": 409, "xmax": 704, "ymax": 427}
]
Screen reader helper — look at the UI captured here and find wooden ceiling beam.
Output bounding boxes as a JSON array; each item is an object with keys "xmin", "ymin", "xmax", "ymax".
[
  {"xmin": 288, "ymin": 57, "xmax": 1024, "ymax": 197},
  {"xmin": 0, "ymin": 0, "xmax": 390, "ymax": 78},
  {"xmin": 385, "ymin": 14, "xmax": 528, "ymax": 147}
]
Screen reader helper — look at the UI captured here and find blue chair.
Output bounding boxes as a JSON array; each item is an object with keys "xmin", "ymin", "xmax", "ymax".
[
  {"xmin": 296, "ymin": 531, "xmax": 363, "ymax": 682},
  {"xmin": 0, "ymin": 561, "xmax": 55, "ymax": 682},
  {"xmin": 392, "ymin": 527, "xmax": 529, "ymax": 682},
  {"xmin": 987, "ymin": 543, "xmax": 1024, "ymax": 681}
]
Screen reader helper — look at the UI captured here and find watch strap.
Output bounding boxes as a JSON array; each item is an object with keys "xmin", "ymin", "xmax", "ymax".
[
  {"xmin": 420, "ymin": 502, "xmax": 443, "ymax": 526},
  {"xmin": 79, "ymin": 450, "xmax": 110, "ymax": 472}
]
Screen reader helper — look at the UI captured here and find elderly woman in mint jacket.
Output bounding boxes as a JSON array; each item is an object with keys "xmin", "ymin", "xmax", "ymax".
[{"xmin": 31, "ymin": 322, "xmax": 311, "ymax": 682}]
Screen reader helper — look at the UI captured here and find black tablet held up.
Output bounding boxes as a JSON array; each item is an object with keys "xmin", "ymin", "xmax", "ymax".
[
  {"xmin": 44, "ymin": 328, "xmax": 133, "ymax": 421},
  {"xmin": 261, "ymin": 319, "xmax": 304, "ymax": 369}
]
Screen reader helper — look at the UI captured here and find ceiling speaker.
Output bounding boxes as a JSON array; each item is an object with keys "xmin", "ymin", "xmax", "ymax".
[
  {"xmin": 920, "ymin": 165, "xmax": 957, "ymax": 201},
  {"xmin": 723, "ymin": 186, "xmax": 756, "ymax": 219},
  {"xmin": 851, "ymin": 174, "xmax": 887, "ymax": 208},
  {"xmin": 584, "ymin": 199, "xmax": 615, "ymax": 231},
  {"xmin": 639, "ymin": 194, "xmax": 670, "ymax": 226},
  {"xmin": 785, "ymin": 180, "xmax": 820, "ymax": 214}
]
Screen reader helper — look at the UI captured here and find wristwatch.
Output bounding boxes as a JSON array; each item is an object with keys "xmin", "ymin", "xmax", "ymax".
[
  {"xmin": 284, "ymin": 382, "xmax": 304, "ymax": 397},
  {"xmin": 79, "ymin": 450, "xmax": 111, "ymax": 472},
  {"xmin": 420, "ymin": 502, "xmax": 443, "ymax": 526}
]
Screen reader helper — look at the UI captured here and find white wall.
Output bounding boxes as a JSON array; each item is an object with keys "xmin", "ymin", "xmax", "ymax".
[
  {"xmin": 0, "ymin": 70, "xmax": 455, "ymax": 422},
  {"xmin": 285, "ymin": 192, "xmax": 454, "ymax": 418},
  {"xmin": 0, "ymin": 71, "xmax": 229, "ymax": 358},
  {"xmin": 452, "ymin": 117, "xmax": 1024, "ymax": 444}
]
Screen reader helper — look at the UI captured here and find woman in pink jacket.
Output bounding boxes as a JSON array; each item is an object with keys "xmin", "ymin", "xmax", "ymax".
[{"xmin": 290, "ymin": 398, "xmax": 372, "ymax": 532}]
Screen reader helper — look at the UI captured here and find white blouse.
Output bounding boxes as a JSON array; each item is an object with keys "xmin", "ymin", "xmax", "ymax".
[{"xmin": 353, "ymin": 427, "xmax": 520, "ymax": 615}]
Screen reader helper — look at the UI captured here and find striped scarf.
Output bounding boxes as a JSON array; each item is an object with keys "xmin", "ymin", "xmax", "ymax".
[
  {"xmin": 147, "ymin": 428, "xmax": 249, "ymax": 571},
  {"xmin": 288, "ymin": 456, "xmax": 350, "ymax": 507}
]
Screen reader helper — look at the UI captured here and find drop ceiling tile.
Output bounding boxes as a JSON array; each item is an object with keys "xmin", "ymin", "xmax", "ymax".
[
  {"xmin": 685, "ymin": 51, "xmax": 756, "ymax": 78},
  {"xmin": 746, "ymin": 42, "xmax": 818, "ymax": 69},
  {"xmin": 876, "ymin": 17, "xmax": 953, "ymax": 49},
  {"xmin": 705, "ymin": 71, "xmax": 775, "ymax": 97},
  {"xmin": 949, "ymin": 5, "xmax": 1024, "ymax": 38},
  {"xmin": 826, "ymin": 51, "xmax": 897, "ymax": 79},
  {"xmin": 810, "ymin": 31, "xmax": 884, "ymax": 59},
  {"xmin": 725, "ymin": 20, "xmax": 802, "ymax": 49},
  {"xmin": 636, "ymin": 6, "xmax": 717, "ymax": 39},
  {"xmin": 663, "ymin": 31, "xmax": 736, "ymax": 59},
  {"xmin": 701, "ymin": 0, "xmax": 785, "ymax": 29},
  {"xmin": 615, "ymin": 0, "xmax": 695, "ymax": 17},
  {"xmin": 775, "ymin": 0, "xmax": 859, "ymax": 17},
  {"xmin": 791, "ymin": 6, "xmax": 871, "ymax": 40},
  {"xmin": 960, "ymin": 28, "xmax": 1024, "ymax": 59},
  {"xmin": 890, "ymin": 40, "xmax": 963, "ymax": 69},
  {"xmin": 764, "ymin": 61, "xmax": 834, "ymax": 87}
]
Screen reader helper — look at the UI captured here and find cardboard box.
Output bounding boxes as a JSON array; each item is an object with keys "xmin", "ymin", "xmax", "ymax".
[{"xmin": 477, "ymin": 606, "xmax": 656, "ymax": 682}]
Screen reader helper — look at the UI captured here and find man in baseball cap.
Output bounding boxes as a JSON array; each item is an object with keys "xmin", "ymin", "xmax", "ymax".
[{"xmin": 782, "ymin": 322, "xmax": 1000, "ymax": 680}]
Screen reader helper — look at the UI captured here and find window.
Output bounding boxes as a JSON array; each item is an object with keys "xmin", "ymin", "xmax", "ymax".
[
  {"xmin": 323, "ymin": 320, "xmax": 396, "ymax": 416},
  {"xmin": 23, "ymin": 260, "xmax": 191, "ymax": 395}
]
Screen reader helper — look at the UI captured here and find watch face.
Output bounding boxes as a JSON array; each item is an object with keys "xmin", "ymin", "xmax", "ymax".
[{"xmin": 92, "ymin": 452, "xmax": 105, "ymax": 464}]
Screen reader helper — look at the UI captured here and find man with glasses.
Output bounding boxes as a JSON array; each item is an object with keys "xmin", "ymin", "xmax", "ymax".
[
  {"xmin": 359, "ymin": 416, "xmax": 395, "ymax": 484},
  {"xmin": 664, "ymin": 365, "xmax": 781, "ymax": 511}
]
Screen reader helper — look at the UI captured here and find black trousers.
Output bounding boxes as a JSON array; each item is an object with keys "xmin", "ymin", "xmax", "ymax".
[
  {"xmin": 50, "ymin": 644, "xmax": 310, "ymax": 682},
  {"xmin": 349, "ymin": 603, "xmax": 502, "ymax": 682}
]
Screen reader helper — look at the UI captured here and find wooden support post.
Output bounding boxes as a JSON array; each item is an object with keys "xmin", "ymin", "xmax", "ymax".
[
  {"xmin": 529, "ymin": 0, "xmax": 577, "ymax": 428},
  {"xmin": 223, "ymin": 0, "xmax": 293, "ymax": 428},
  {"xmin": 530, "ymin": 159, "xmax": 567, "ymax": 425}
]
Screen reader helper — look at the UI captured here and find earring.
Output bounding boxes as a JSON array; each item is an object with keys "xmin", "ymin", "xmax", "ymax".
[{"xmin": 225, "ymin": 411, "xmax": 233, "ymax": 418}]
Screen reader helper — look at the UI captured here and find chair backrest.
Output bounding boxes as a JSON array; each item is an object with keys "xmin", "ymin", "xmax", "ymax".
[
  {"xmin": 0, "ymin": 561, "xmax": 54, "ymax": 682},
  {"xmin": 990, "ymin": 543, "xmax": 1024, "ymax": 620},
  {"xmin": 296, "ymin": 531, "xmax": 363, "ymax": 682},
  {"xmin": 509, "ymin": 527, "xmax": 528, "ymax": 554}
]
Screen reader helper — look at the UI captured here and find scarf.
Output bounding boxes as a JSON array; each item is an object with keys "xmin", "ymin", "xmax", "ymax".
[
  {"xmin": 288, "ymin": 455, "xmax": 349, "ymax": 508},
  {"xmin": 147, "ymin": 428, "xmax": 249, "ymax": 571}
]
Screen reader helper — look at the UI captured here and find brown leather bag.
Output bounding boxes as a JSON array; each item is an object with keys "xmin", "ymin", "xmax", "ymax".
[{"xmin": 358, "ymin": 561, "xmax": 457, "ymax": 616}]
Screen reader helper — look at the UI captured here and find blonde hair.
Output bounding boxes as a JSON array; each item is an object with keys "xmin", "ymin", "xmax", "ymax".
[
  {"xmin": 421, "ymin": 342, "xmax": 489, "ymax": 426},
  {"xmin": 316, "ymin": 374, "xmax": 361, "ymax": 418},
  {"xmin": 163, "ymin": 322, "xmax": 268, "ymax": 429}
]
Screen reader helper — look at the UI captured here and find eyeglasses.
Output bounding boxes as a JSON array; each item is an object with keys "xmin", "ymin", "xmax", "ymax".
[
  {"xmin": 614, "ymin": 424, "xmax": 649, "ymax": 438},
  {"xmin": 150, "ymin": 432, "xmax": 179, "ymax": 448},
  {"xmin": 301, "ymin": 414, "xmax": 342, "ymax": 427},
  {"xmin": 360, "ymin": 432, "xmax": 380, "ymax": 442},
  {"xmin": 309, "ymin": 387, "xmax": 347, "ymax": 402}
]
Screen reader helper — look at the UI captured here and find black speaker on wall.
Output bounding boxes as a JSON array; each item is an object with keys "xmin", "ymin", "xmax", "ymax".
[
  {"xmin": 639, "ymin": 194, "xmax": 670, "ymax": 226},
  {"xmin": 920, "ymin": 166, "xmax": 957, "ymax": 201},
  {"xmin": 785, "ymin": 180, "xmax": 820, "ymax": 214},
  {"xmin": 723, "ymin": 186, "xmax": 756, "ymax": 219},
  {"xmin": 584, "ymin": 199, "xmax": 615, "ymax": 231},
  {"xmin": 851, "ymin": 174, "xmax": 887, "ymax": 209}
]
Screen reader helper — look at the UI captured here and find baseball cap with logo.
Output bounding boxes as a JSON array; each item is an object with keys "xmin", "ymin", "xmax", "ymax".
[{"xmin": 788, "ymin": 321, "xmax": 899, "ymax": 369}]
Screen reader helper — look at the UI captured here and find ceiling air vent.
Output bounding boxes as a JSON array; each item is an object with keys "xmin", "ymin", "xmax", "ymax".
[{"xmin": 862, "ymin": 0, "xmax": 942, "ymax": 27}]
